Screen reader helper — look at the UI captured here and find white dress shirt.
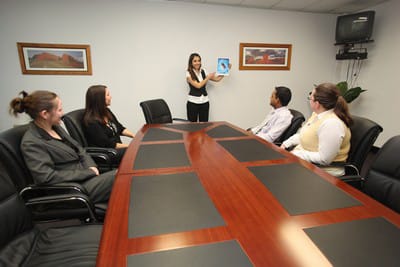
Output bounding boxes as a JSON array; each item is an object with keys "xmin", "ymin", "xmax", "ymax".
[{"xmin": 251, "ymin": 106, "xmax": 293, "ymax": 143}]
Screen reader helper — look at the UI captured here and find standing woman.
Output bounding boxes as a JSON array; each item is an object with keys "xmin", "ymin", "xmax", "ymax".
[
  {"xmin": 83, "ymin": 85, "xmax": 135, "ymax": 164},
  {"xmin": 186, "ymin": 53, "xmax": 230, "ymax": 122},
  {"xmin": 281, "ymin": 83, "xmax": 352, "ymax": 176},
  {"xmin": 9, "ymin": 91, "xmax": 115, "ymax": 204}
]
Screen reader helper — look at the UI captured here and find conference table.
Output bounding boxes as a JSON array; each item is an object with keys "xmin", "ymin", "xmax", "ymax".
[{"xmin": 97, "ymin": 121, "xmax": 400, "ymax": 267}]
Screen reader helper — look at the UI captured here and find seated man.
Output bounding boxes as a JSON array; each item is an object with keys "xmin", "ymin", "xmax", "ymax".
[{"xmin": 249, "ymin": 86, "xmax": 293, "ymax": 143}]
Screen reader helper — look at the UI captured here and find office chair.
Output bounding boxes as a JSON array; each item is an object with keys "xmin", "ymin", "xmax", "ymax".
[
  {"xmin": 345, "ymin": 116, "xmax": 383, "ymax": 174},
  {"xmin": 0, "ymin": 160, "xmax": 102, "ymax": 266},
  {"xmin": 274, "ymin": 109, "xmax": 305, "ymax": 145},
  {"xmin": 62, "ymin": 109, "xmax": 118, "ymax": 171},
  {"xmin": 139, "ymin": 98, "xmax": 188, "ymax": 124},
  {"xmin": 0, "ymin": 124, "xmax": 103, "ymax": 222},
  {"xmin": 321, "ymin": 116, "xmax": 383, "ymax": 189},
  {"xmin": 363, "ymin": 135, "xmax": 400, "ymax": 213}
]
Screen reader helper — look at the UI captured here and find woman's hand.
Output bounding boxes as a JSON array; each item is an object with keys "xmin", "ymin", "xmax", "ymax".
[
  {"xmin": 207, "ymin": 72, "xmax": 216, "ymax": 80},
  {"xmin": 89, "ymin": 166, "xmax": 99, "ymax": 176}
]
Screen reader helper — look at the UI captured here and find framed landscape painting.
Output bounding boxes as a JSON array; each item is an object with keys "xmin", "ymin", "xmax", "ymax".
[
  {"xmin": 239, "ymin": 43, "xmax": 292, "ymax": 70},
  {"xmin": 17, "ymin": 42, "xmax": 92, "ymax": 75}
]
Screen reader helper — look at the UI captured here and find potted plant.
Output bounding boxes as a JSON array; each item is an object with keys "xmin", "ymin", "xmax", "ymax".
[{"xmin": 336, "ymin": 81, "xmax": 366, "ymax": 103}]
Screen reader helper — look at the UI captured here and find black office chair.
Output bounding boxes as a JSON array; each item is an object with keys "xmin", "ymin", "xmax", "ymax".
[
  {"xmin": 62, "ymin": 109, "xmax": 118, "ymax": 171},
  {"xmin": 274, "ymin": 109, "xmax": 305, "ymax": 145},
  {"xmin": 0, "ymin": 160, "xmax": 102, "ymax": 266},
  {"xmin": 362, "ymin": 135, "xmax": 400, "ymax": 213},
  {"xmin": 345, "ymin": 116, "xmax": 383, "ymax": 174},
  {"xmin": 322, "ymin": 116, "xmax": 383, "ymax": 189},
  {"xmin": 139, "ymin": 98, "xmax": 188, "ymax": 124},
  {"xmin": 0, "ymin": 124, "xmax": 102, "ymax": 222}
]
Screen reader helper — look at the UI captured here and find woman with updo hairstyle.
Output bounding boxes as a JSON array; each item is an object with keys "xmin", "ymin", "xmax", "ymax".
[
  {"xmin": 9, "ymin": 90, "xmax": 115, "ymax": 205},
  {"xmin": 281, "ymin": 83, "xmax": 352, "ymax": 176}
]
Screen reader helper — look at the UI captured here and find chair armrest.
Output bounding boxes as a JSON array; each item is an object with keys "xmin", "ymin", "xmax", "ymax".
[
  {"xmin": 344, "ymin": 164, "xmax": 360, "ymax": 175},
  {"xmin": 25, "ymin": 193, "xmax": 99, "ymax": 222},
  {"xmin": 85, "ymin": 147, "xmax": 117, "ymax": 157},
  {"xmin": 314, "ymin": 162, "xmax": 360, "ymax": 176},
  {"xmin": 313, "ymin": 161, "xmax": 364, "ymax": 190},
  {"xmin": 84, "ymin": 147, "xmax": 117, "ymax": 171},
  {"xmin": 338, "ymin": 175, "xmax": 365, "ymax": 190},
  {"xmin": 86, "ymin": 151, "xmax": 113, "ymax": 166},
  {"xmin": 20, "ymin": 182, "xmax": 88, "ymax": 200}
]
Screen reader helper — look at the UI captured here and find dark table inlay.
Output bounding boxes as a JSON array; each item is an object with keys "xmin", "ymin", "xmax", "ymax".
[
  {"xmin": 304, "ymin": 217, "xmax": 400, "ymax": 267},
  {"xmin": 127, "ymin": 240, "xmax": 253, "ymax": 267},
  {"xmin": 133, "ymin": 143, "xmax": 190, "ymax": 169},
  {"xmin": 218, "ymin": 138, "xmax": 285, "ymax": 162},
  {"xmin": 129, "ymin": 172, "xmax": 225, "ymax": 238},
  {"xmin": 248, "ymin": 163, "xmax": 361, "ymax": 215}
]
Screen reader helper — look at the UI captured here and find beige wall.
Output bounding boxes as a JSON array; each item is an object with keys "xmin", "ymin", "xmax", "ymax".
[{"xmin": 0, "ymin": 0, "xmax": 397, "ymax": 145}]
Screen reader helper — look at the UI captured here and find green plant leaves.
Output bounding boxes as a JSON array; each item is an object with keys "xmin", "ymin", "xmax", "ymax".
[
  {"xmin": 343, "ymin": 87, "xmax": 366, "ymax": 103},
  {"xmin": 336, "ymin": 81, "xmax": 366, "ymax": 103}
]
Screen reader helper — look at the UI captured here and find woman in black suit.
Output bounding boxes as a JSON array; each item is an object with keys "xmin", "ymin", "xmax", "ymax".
[
  {"xmin": 9, "ymin": 90, "xmax": 115, "ymax": 204},
  {"xmin": 83, "ymin": 85, "xmax": 135, "ymax": 165}
]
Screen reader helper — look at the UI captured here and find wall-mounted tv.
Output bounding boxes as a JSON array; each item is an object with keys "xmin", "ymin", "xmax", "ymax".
[{"xmin": 335, "ymin": 11, "xmax": 375, "ymax": 45}]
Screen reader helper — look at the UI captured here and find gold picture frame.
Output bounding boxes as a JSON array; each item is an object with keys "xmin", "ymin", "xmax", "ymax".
[
  {"xmin": 239, "ymin": 43, "xmax": 292, "ymax": 70},
  {"xmin": 17, "ymin": 42, "xmax": 92, "ymax": 75}
]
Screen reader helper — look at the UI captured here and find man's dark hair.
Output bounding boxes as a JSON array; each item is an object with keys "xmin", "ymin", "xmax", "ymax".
[{"xmin": 275, "ymin": 86, "xmax": 292, "ymax": 106}]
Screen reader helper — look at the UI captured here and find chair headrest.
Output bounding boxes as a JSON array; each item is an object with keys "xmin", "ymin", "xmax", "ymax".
[
  {"xmin": 62, "ymin": 109, "xmax": 87, "ymax": 146},
  {"xmin": 0, "ymin": 124, "xmax": 33, "ymax": 190}
]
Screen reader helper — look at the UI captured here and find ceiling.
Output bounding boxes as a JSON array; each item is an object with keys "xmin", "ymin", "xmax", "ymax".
[{"xmin": 165, "ymin": 0, "xmax": 388, "ymax": 14}]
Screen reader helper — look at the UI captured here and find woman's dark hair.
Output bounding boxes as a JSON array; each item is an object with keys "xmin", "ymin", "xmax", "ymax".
[
  {"xmin": 187, "ymin": 53, "xmax": 201, "ymax": 82},
  {"xmin": 83, "ymin": 85, "xmax": 111, "ymax": 126},
  {"xmin": 275, "ymin": 86, "xmax": 292, "ymax": 106},
  {"xmin": 9, "ymin": 90, "xmax": 58, "ymax": 120},
  {"xmin": 314, "ymin": 83, "xmax": 353, "ymax": 127}
]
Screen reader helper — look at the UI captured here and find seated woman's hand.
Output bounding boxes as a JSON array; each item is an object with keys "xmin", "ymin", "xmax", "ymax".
[{"xmin": 89, "ymin": 166, "xmax": 99, "ymax": 176}]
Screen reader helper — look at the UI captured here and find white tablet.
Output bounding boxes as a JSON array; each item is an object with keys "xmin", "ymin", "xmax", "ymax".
[{"xmin": 216, "ymin": 57, "xmax": 230, "ymax": 76}]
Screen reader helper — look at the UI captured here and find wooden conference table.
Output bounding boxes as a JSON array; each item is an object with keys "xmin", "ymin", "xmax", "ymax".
[{"xmin": 97, "ymin": 121, "xmax": 400, "ymax": 267}]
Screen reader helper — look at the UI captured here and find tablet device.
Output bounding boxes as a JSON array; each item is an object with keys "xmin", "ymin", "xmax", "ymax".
[{"xmin": 216, "ymin": 58, "xmax": 230, "ymax": 76}]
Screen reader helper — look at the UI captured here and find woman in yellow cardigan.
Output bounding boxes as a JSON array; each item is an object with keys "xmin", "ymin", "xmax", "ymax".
[{"xmin": 281, "ymin": 83, "xmax": 352, "ymax": 176}]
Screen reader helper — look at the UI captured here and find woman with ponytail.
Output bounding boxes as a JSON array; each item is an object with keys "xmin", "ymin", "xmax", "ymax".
[
  {"xmin": 9, "ymin": 90, "xmax": 115, "ymax": 204},
  {"xmin": 281, "ymin": 83, "xmax": 352, "ymax": 176}
]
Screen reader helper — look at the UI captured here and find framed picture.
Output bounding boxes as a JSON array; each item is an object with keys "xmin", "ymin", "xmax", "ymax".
[
  {"xmin": 17, "ymin": 42, "xmax": 92, "ymax": 75},
  {"xmin": 239, "ymin": 43, "xmax": 292, "ymax": 70}
]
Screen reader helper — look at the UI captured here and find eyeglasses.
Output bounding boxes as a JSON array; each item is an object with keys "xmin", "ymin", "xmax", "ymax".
[{"xmin": 307, "ymin": 92, "xmax": 313, "ymax": 101}]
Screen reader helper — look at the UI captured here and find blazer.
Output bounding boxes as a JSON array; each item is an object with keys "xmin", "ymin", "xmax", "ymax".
[
  {"xmin": 83, "ymin": 109, "xmax": 125, "ymax": 148},
  {"xmin": 21, "ymin": 122, "xmax": 97, "ymax": 185}
]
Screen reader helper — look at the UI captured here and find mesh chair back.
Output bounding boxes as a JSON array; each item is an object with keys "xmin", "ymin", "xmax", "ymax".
[{"xmin": 139, "ymin": 99, "xmax": 173, "ymax": 124}]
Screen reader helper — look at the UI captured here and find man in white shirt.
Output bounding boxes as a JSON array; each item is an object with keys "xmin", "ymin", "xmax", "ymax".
[{"xmin": 250, "ymin": 86, "xmax": 293, "ymax": 143}]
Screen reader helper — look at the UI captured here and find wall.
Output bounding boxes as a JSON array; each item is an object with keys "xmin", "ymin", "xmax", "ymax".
[
  {"xmin": 2, "ymin": 0, "xmax": 397, "ymax": 146},
  {"xmin": 0, "ymin": 0, "xmax": 338, "ymax": 138},
  {"xmin": 335, "ymin": 0, "xmax": 400, "ymax": 146}
]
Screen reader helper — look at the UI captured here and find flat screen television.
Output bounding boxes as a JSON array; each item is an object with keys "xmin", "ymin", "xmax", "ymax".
[{"xmin": 335, "ymin": 11, "xmax": 375, "ymax": 45}]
